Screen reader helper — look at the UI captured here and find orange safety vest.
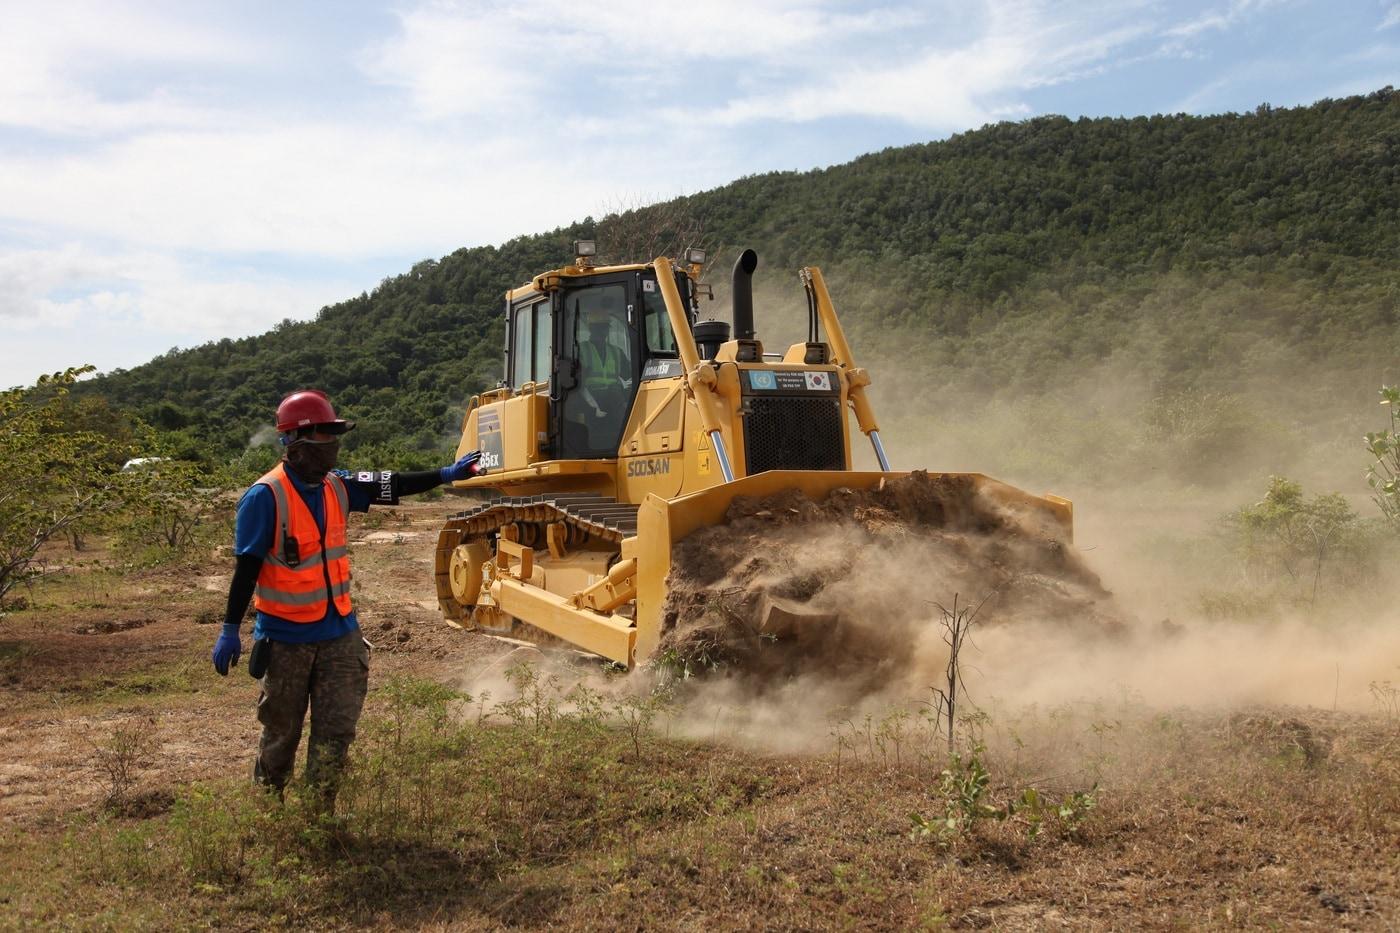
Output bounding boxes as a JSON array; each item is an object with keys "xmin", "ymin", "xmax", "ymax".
[{"xmin": 252, "ymin": 463, "xmax": 353, "ymax": 623}]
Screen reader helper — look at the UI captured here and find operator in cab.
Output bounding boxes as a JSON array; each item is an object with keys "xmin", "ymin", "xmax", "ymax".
[
  {"xmin": 574, "ymin": 302, "xmax": 632, "ymax": 450},
  {"xmin": 579, "ymin": 304, "xmax": 631, "ymax": 421}
]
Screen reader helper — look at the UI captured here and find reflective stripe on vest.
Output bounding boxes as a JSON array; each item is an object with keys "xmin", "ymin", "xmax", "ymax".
[
  {"xmin": 582, "ymin": 340, "xmax": 622, "ymax": 392},
  {"xmin": 253, "ymin": 464, "xmax": 353, "ymax": 623}
]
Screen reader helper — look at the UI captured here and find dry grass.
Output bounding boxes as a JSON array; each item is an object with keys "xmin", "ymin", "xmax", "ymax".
[{"xmin": 1, "ymin": 505, "xmax": 1398, "ymax": 929}]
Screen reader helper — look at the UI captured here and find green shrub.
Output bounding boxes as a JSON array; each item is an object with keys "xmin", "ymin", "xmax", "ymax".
[
  {"xmin": 0, "ymin": 368, "xmax": 140, "ymax": 609},
  {"xmin": 909, "ymin": 745, "xmax": 1098, "ymax": 845},
  {"xmin": 1365, "ymin": 384, "xmax": 1400, "ymax": 529},
  {"xmin": 114, "ymin": 459, "xmax": 233, "ymax": 568},
  {"xmin": 1225, "ymin": 476, "xmax": 1380, "ymax": 603}
]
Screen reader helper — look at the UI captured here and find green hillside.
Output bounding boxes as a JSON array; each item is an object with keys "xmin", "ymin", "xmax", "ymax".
[{"xmin": 86, "ymin": 89, "xmax": 1400, "ymax": 485}]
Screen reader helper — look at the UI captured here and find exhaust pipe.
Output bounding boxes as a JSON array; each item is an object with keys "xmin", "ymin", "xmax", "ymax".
[{"xmin": 732, "ymin": 248, "xmax": 758, "ymax": 340}]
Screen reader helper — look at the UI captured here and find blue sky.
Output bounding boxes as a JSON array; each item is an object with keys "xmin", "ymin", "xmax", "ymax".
[{"xmin": 2, "ymin": 0, "xmax": 1398, "ymax": 388}]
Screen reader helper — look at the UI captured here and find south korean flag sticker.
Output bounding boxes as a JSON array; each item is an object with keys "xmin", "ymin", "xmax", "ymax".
[{"xmin": 803, "ymin": 371, "xmax": 831, "ymax": 391}]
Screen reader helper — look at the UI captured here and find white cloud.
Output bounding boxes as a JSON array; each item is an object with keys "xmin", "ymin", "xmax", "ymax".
[
  {"xmin": 365, "ymin": 0, "xmax": 1284, "ymax": 135},
  {"xmin": 361, "ymin": 0, "xmax": 924, "ymax": 120},
  {"xmin": 1156, "ymin": 0, "xmax": 1291, "ymax": 59},
  {"xmin": 0, "ymin": 0, "xmax": 1267, "ymax": 278},
  {"xmin": 0, "ymin": 243, "xmax": 348, "ymax": 338},
  {"xmin": 0, "ymin": 122, "xmax": 726, "ymax": 262},
  {"xmin": 0, "ymin": 1, "xmax": 263, "ymax": 135},
  {"xmin": 1381, "ymin": 4, "xmax": 1400, "ymax": 30},
  {"xmin": 0, "ymin": 241, "xmax": 368, "ymax": 385},
  {"xmin": 1163, "ymin": 1, "xmax": 1264, "ymax": 40},
  {"xmin": 658, "ymin": 2, "xmax": 1162, "ymax": 131}
]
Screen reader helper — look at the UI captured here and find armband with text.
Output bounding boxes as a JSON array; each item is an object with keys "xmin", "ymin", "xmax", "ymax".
[{"xmin": 350, "ymin": 470, "xmax": 399, "ymax": 506}]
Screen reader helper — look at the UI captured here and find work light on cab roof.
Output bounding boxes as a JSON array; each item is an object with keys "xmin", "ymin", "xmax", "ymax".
[
  {"xmin": 431, "ymin": 247, "xmax": 1074, "ymax": 669},
  {"xmin": 572, "ymin": 239, "xmax": 596, "ymax": 268}
]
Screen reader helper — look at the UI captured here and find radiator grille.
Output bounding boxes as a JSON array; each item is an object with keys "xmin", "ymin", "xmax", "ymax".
[{"xmin": 743, "ymin": 396, "xmax": 845, "ymax": 474}]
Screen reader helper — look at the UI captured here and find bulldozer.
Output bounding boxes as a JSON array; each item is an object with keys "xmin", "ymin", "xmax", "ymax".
[{"xmin": 434, "ymin": 242, "xmax": 1072, "ymax": 667}]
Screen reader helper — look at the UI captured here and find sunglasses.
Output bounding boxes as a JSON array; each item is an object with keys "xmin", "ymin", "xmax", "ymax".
[
  {"xmin": 280, "ymin": 422, "xmax": 354, "ymax": 446},
  {"xmin": 312, "ymin": 422, "xmax": 352, "ymax": 436}
]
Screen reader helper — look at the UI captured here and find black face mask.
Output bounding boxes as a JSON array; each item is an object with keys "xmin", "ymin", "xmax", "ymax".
[
  {"xmin": 285, "ymin": 439, "xmax": 340, "ymax": 482},
  {"xmin": 589, "ymin": 324, "xmax": 609, "ymax": 344}
]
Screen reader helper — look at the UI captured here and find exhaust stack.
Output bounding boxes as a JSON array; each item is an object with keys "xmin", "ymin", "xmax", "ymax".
[{"xmin": 731, "ymin": 249, "xmax": 758, "ymax": 340}]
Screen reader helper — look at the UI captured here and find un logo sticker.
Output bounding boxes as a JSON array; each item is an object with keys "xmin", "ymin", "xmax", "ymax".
[{"xmin": 749, "ymin": 370, "xmax": 777, "ymax": 391}]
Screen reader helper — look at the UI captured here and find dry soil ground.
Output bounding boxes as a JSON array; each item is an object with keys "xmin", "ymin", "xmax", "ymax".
[
  {"xmin": 0, "ymin": 502, "xmax": 513, "ymax": 829},
  {"xmin": 1, "ymin": 499, "xmax": 1398, "ymax": 930}
]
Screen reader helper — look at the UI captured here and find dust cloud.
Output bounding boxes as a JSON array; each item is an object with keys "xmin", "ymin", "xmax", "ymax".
[
  {"xmin": 652, "ymin": 528, "xmax": 1400, "ymax": 755},
  {"xmin": 654, "ymin": 611, "xmax": 1400, "ymax": 756},
  {"xmin": 652, "ymin": 274, "xmax": 1400, "ymax": 751}
]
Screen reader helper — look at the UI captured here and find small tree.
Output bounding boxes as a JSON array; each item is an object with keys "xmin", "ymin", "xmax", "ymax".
[
  {"xmin": 926, "ymin": 592, "xmax": 993, "ymax": 755},
  {"xmin": 0, "ymin": 368, "xmax": 137, "ymax": 609},
  {"xmin": 1364, "ymin": 385, "xmax": 1400, "ymax": 529},
  {"xmin": 116, "ymin": 458, "xmax": 228, "ymax": 559},
  {"xmin": 592, "ymin": 195, "xmax": 723, "ymax": 274},
  {"xmin": 1229, "ymin": 476, "xmax": 1372, "ymax": 605}
]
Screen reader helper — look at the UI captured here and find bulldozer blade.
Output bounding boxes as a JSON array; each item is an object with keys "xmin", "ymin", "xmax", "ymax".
[{"xmin": 632, "ymin": 470, "xmax": 1072, "ymax": 663}]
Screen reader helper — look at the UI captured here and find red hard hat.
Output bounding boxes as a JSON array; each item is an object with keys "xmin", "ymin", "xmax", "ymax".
[{"xmin": 275, "ymin": 389, "xmax": 354, "ymax": 434}]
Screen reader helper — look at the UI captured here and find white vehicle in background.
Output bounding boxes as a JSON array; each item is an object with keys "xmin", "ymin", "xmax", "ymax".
[{"xmin": 120, "ymin": 457, "xmax": 170, "ymax": 472}]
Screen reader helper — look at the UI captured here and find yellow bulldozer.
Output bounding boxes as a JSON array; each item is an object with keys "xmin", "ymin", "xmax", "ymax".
[{"xmin": 434, "ymin": 242, "xmax": 1072, "ymax": 667}]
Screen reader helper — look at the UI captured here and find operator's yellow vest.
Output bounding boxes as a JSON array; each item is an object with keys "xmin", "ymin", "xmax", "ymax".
[{"xmin": 582, "ymin": 341, "xmax": 622, "ymax": 392}]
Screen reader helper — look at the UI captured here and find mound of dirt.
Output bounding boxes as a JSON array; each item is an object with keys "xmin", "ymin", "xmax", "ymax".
[
  {"xmin": 1225, "ymin": 712, "xmax": 1331, "ymax": 764},
  {"xmin": 658, "ymin": 471, "xmax": 1126, "ymax": 686}
]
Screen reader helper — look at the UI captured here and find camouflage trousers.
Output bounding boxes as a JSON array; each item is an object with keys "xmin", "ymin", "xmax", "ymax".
[{"xmin": 253, "ymin": 629, "xmax": 369, "ymax": 805}]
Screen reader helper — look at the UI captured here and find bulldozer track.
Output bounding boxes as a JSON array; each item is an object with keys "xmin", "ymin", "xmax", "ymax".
[{"xmin": 433, "ymin": 495, "xmax": 640, "ymax": 624}]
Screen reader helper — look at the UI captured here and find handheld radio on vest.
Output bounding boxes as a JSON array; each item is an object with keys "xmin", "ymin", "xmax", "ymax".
[{"xmin": 283, "ymin": 536, "xmax": 301, "ymax": 567}]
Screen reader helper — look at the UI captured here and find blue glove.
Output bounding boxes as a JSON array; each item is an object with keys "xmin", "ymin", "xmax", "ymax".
[
  {"xmin": 440, "ymin": 450, "xmax": 484, "ymax": 483},
  {"xmin": 212, "ymin": 623, "xmax": 242, "ymax": 676}
]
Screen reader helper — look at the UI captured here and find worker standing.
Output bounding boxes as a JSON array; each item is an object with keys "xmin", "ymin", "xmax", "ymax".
[{"xmin": 210, "ymin": 389, "xmax": 483, "ymax": 808}]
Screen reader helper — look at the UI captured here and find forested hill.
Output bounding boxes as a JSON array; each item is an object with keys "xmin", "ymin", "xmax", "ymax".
[{"xmin": 87, "ymin": 89, "xmax": 1400, "ymax": 467}]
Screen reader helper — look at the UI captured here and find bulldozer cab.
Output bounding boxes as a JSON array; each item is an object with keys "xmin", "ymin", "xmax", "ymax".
[{"xmin": 510, "ymin": 269, "xmax": 690, "ymax": 460}]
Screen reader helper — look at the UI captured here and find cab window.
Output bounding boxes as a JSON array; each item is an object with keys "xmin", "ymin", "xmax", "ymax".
[
  {"xmin": 531, "ymin": 301, "xmax": 552, "ymax": 387},
  {"xmin": 510, "ymin": 306, "xmax": 531, "ymax": 388},
  {"xmin": 640, "ymin": 275, "xmax": 679, "ymax": 356},
  {"xmin": 510, "ymin": 299, "xmax": 551, "ymax": 388}
]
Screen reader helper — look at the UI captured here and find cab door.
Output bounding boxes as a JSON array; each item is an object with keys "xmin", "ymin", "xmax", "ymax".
[{"xmin": 551, "ymin": 274, "xmax": 640, "ymax": 459}]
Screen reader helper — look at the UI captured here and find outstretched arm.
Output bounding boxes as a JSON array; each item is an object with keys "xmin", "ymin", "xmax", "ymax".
[
  {"xmin": 396, "ymin": 470, "xmax": 449, "ymax": 497},
  {"xmin": 345, "ymin": 452, "xmax": 485, "ymax": 508}
]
